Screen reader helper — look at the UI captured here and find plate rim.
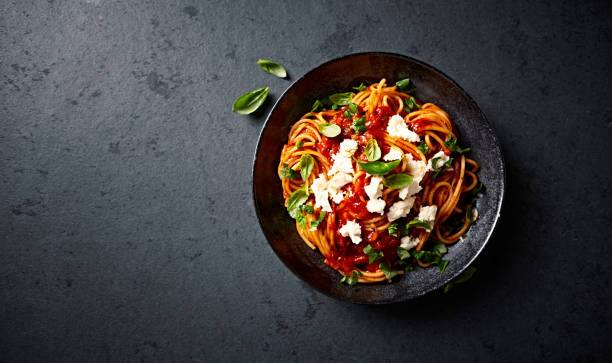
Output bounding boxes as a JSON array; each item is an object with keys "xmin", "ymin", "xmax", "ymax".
[{"xmin": 252, "ymin": 51, "xmax": 506, "ymax": 304}]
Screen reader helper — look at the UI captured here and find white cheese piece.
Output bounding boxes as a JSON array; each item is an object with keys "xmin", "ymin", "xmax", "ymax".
[
  {"xmin": 339, "ymin": 138, "xmax": 358, "ymax": 155},
  {"xmin": 471, "ymin": 207, "xmax": 479, "ymax": 221},
  {"xmin": 366, "ymin": 198, "xmax": 386, "ymax": 215},
  {"xmin": 418, "ymin": 205, "xmax": 438, "ymax": 224},
  {"xmin": 327, "ymin": 172, "xmax": 352, "ymax": 204},
  {"xmin": 387, "ymin": 197, "xmax": 416, "ymax": 222},
  {"xmin": 311, "ymin": 174, "xmax": 332, "ymax": 212},
  {"xmin": 364, "ymin": 176, "xmax": 383, "ymax": 200},
  {"xmin": 382, "ymin": 147, "xmax": 403, "ymax": 161},
  {"xmin": 339, "ymin": 220, "xmax": 362, "ymax": 244},
  {"xmin": 426, "ymin": 151, "xmax": 450, "ymax": 171},
  {"xmin": 387, "ymin": 114, "xmax": 420, "ymax": 142},
  {"xmin": 328, "ymin": 139, "xmax": 358, "ymax": 175},
  {"xmin": 400, "ymin": 236, "xmax": 420, "ymax": 250},
  {"xmin": 398, "ymin": 154, "xmax": 428, "ymax": 199}
]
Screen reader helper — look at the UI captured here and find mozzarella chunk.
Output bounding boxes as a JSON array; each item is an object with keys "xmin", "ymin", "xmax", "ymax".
[
  {"xmin": 400, "ymin": 236, "xmax": 420, "ymax": 250},
  {"xmin": 327, "ymin": 172, "xmax": 352, "ymax": 204},
  {"xmin": 364, "ymin": 176, "xmax": 383, "ymax": 200},
  {"xmin": 339, "ymin": 220, "xmax": 362, "ymax": 244},
  {"xmin": 383, "ymin": 147, "xmax": 403, "ymax": 161},
  {"xmin": 339, "ymin": 139, "xmax": 358, "ymax": 155},
  {"xmin": 387, "ymin": 114, "xmax": 420, "ymax": 142},
  {"xmin": 398, "ymin": 154, "xmax": 428, "ymax": 199},
  {"xmin": 329, "ymin": 139, "xmax": 358, "ymax": 175},
  {"xmin": 387, "ymin": 197, "xmax": 416, "ymax": 222},
  {"xmin": 418, "ymin": 205, "xmax": 438, "ymax": 224},
  {"xmin": 471, "ymin": 207, "xmax": 479, "ymax": 221},
  {"xmin": 311, "ymin": 174, "xmax": 332, "ymax": 212},
  {"xmin": 366, "ymin": 198, "xmax": 386, "ymax": 215},
  {"xmin": 426, "ymin": 151, "xmax": 450, "ymax": 171}
]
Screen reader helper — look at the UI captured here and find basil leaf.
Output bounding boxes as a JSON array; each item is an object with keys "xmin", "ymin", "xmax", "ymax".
[
  {"xmin": 257, "ymin": 59, "xmax": 286, "ymax": 78},
  {"xmin": 363, "ymin": 244, "xmax": 384, "ymax": 264},
  {"xmin": 280, "ymin": 165, "xmax": 298, "ymax": 179},
  {"xmin": 300, "ymin": 204, "xmax": 314, "ymax": 214},
  {"xmin": 287, "ymin": 189, "xmax": 309, "ymax": 218},
  {"xmin": 364, "ymin": 139, "xmax": 382, "ymax": 161},
  {"xmin": 418, "ymin": 141, "xmax": 429, "ymax": 154},
  {"xmin": 311, "ymin": 99, "xmax": 322, "ymax": 112},
  {"xmin": 438, "ymin": 259, "xmax": 450, "ymax": 273},
  {"xmin": 309, "ymin": 211, "xmax": 326, "ymax": 231},
  {"xmin": 406, "ymin": 219, "xmax": 432, "ymax": 231},
  {"xmin": 348, "ymin": 103, "xmax": 358, "ymax": 115},
  {"xmin": 404, "ymin": 96, "xmax": 420, "ymax": 111},
  {"xmin": 466, "ymin": 203, "xmax": 474, "ymax": 222},
  {"xmin": 232, "ymin": 87, "xmax": 269, "ymax": 115},
  {"xmin": 396, "ymin": 78, "xmax": 416, "ymax": 93},
  {"xmin": 317, "ymin": 123, "xmax": 341, "ymax": 137},
  {"xmin": 388, "ymin": 223, "xmax": 399, "ymax": 237},
  {"xmin": 444, "ymin": 135, "xmax": 471, "ymax": 154},
  {"xmin": 340, "ymin": 270, "xmax": 362, "ymax": 286},
  {"xmin": 296, "ymin": 140, "xmax": 304, "ymax": 149},
  {"xmin": 432, "ymin": 242, "xmax": 447, "ymax": 256},
  {"xmin": 295, "ymin": 211, "xmax": 307, "ymax": 229},
  {"xmin": 432, "ymin": 157, "xmax": 453, "ymax": 179},
  {"xmin": 470, "ymin": 182, "xmax": 485, "ymax": 197},
  {"xmin": 299, "ymin": 154, "xmax": 314, "ymax": 181},
  {"xmin": 353, "ymin": 83, "xmax": 366, "ymax": 91},
  {"xmin": 379, "ymin": 262, "xmax": 398, "ymax": 280},
  {"xmin": 383, "ymin": 173, "xmax": 413, "ymax": 189},
  {"xmin": 351, "ymin": 116, "xmax": 366, "ymax": 134},
  {"xmin": 329, "ymin": 92, "xmax": 354, "ymax": 106},
  {"xmin": 397, "ymin": 246, "xmax": 411, "ymax": 260},
  {"xmin": 356, "ymin": 159, "xmax": 401, "ymax": 176},
  {"xmin": 444, "ymin": 266, "xmax": 476, "ymax": 293}
]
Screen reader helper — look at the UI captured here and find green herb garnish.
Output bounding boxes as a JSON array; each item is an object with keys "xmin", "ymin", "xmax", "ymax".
[
  {"xmin": 364, "ymin": 139, "xmax": 382, "ymax": 161},
  {"xmin": 296, "ymin": 140, "xmax": 304, "ymax": 149},
  {"xmin": 431, "ymin": 156, "xmax": 453, "ymax": 179},
  {"xmin": 418, "ymin": 141, "xmax": 429, "ymax": 154},
  {"xmin": 355, "ymin": 158, "xmax": 401, "ymax": 176},
  {"xmin": 328, "ymin": 92, "xmax": 354, "ymax": 106},
  {"xmin": 388, "ymin": 223, "xmax": 399, "ymax": 237},
  {"xmin": 396, "ymin": 246, "xmax": 411, "ymax": 260},
  {"xmin": 379, "ymin": 262, "xmax": 398, "ymax": 280},
  {"xmin": 340, "ymin": 270, "xmax": 362, "ymax": 286},
  {"xmin": 396, "ymin": 78, "xmax": 416, "ymax": 93},
  {"xmin": 232, "ymin": 87, "xmax": 269, "ymax": 115},
  {"xmin": 280, "ymin": 163, "xmax": 298, "ymax": 180},
  {"xmin": 309, "ymin": 211, "xmax": 326, "ymax": 231},
  {"xmin": 353, "ymin": 83, "xmax": 367, "ymax": 91},
  {"xmin": 444, "ymin": 266, "xmax": 477, "ymax": 293},
  {"xmin": 444, "ymin": 135, "xmax": 471, "ymax": 154},
  {"xmin": 287, "ymin": 189, "xmax": 309, "ymax": 218},
  {"xmin": 404, "ymin": 96, "xmax": 420, "ymax": 111},
  {"xmin": 406, "ymin": 219, "xmax": 432, "ymax": 231},
  {"xmin": 363, "ymin": 244, "xmax": 384, "ymax": 264},
  {"xmin": 383, "ymin": 173, "xmax": 413, "ymax": 189},
  {"xmin": 256, "ymin": 59, "xmax": 286, "ymax": 78},
  {"xmin": 299, "ymin": 154, "xmax": 314, "ymax": 181},
  {"xmin": 351, "ymin": 116, "xmax": 367, "ymax": 134}
]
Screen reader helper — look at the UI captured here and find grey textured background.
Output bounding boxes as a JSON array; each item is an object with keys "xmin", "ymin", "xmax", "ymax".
[{"xmin": 1, "ymin": 0, "xmax": 611, "ymax": 362}]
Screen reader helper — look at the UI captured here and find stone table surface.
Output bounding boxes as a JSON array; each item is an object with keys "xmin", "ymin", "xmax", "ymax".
[{"xmin": 1, "ymin": 1, "xmax": 611, "ymax": 362}]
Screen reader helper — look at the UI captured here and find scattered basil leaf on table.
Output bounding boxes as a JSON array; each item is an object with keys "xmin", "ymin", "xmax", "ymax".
[
  {"xmin": 232, "ymin": 87, "xmax": 269, "ymax": 115},
  {"xmin": 317, "ymin": 123, "xmax": 341, "ymax": 137},
  {"xmin": 364, "ymin": 139, "xmax": 382, "ymax": 161},
  {"xmin": 256, "ymin": 59, "xmax": 286, "ymax": 78},
  {"xmin": 383, "ymin": 173, "xmax": 413, "ymax": 189},
  {"xmin": 299, "ymin": 154, "xmax": 314, "ymax": 181},
  {"xmin": 356, "ymin": 159, "xmax": 401, "ymax": 175}
]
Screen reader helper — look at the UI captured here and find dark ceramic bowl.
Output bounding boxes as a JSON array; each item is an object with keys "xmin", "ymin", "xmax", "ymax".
[{"xmin": 252, "ymin": 52, "xmax": 504, "ymax": 304}]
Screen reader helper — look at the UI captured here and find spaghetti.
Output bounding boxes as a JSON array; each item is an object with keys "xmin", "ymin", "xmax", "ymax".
[{"xmin": 278, "ymin": 79, "xmax": 481, "ymax": 284}]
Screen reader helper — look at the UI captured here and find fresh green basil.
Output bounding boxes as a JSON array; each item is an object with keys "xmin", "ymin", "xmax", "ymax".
[
  {"xmin": 444, "ymin": 135, "xmax": 471, "ymax": 154},
  {"xmin": 280, "ymin": 163, "xmax": 298, "ymax": 180},
  {"xmin": 309, "ymin": 211, "xmax": 326, "ymax": 231},
  {"xmin": 396, "ymin": 78, "xmax": 416, "ymax": 93},
  {"xmin": 317, "ymin": 123, "xmax": 341, "ymax": 138},
  {"xmin": 299, "ymin": 154, "xmax": 314, "ymax": 181},
  {"xmin": 432, "ymin": 242, "xmax": 447, "ymax": 256},
  {"xmin": 379, "ymin": 262, "xmax": 398, "ymax": 280},
  {"xmin": 287, "ymin": 189, "xmax": 309, "ymax": 218},
  {"xmin": 404, "ymin": 96, "xmax": 420, "ymax": 111},
  {"xmin": 340, "ymin": 270, "xmax": 362, "ymax": 286},
  {"xmin": 295, "ymin": 211, "xmax": 307, "ymax": 228},
  {"xmin": 388, "ymin": 223, "xmax": 399, "ymax": 237},
  {"xmin": 363, "ymin": 244, "xmax": 384, "ymax": 264},
  {"xmin": 418, "ymin": 141, "xmax": 429, "ymax": 154},
  {"xmin": 364, "ymin": 139, "xmax": 382, "ymax": 161},
  {"xmin": 300, "ymin": 204, "xmax": 314, "ymax": 214},
  {"xmin": 438, "ymin": 259, "xmax": 450, "ymax": 273},
  {"xmin": 383, "ymin": 173, "xmax": 413, "ymax": 189},
  {"xmin": 296, "ymin": 140, "xmax": 304, "ymax": 149},
  {"xmin": 466, "ymin": 203, "xmax": 474, "ymax": 222},
  {"xmin": 406, "ymin": 219, "xmax": 432, "ymax": 231},
  {"xmin": 311, "ymin": 100, "xmax": 322, "ymax": 112},
  {"xmin": 397, "ymin": 246, "xmax": 411, "ymax": 260},
  {"xmin": 353, "ymin": 83, "xmax": 366, "ymax": 91},
  {"xmin": 356, "ymin": 159, "xmax": 401, "ymax": 176},
  {"xmin": 329, "ymin": 92, "xmax": 354, "ymax": 106},
  {"xmin": 432, "ymin": 157, "xmax": 453, "ymax": 179},
  {"xmin": 256, "ymin": 59, "xmax": 286, "ymax": 78},
  {"xmin": 351, "ymin": 116, "xmax": 367, "ymax": 134},
  {"xmin": 232, "ymin": 87, "xmax": 269, "ymax": 115}
]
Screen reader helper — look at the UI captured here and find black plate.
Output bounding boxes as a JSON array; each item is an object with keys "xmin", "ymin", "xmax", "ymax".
[{"xmin": 252, "ymin": 52, "xmax": 505, "ymax": 304}]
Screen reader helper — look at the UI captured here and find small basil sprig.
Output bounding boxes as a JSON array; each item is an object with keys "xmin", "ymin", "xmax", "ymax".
[
  {"xmin": 280, "ymin": 163, "xmax": 298, "ymax": 180},
  {"xmin": 406, "ymin": 219, "xmax": 432, "ymax": 231},
  {"xmin": 383, "ymin": 173, "xmax": 413, "ymax": 189},
  {"xmin": 379, "ymin": 262, "xmax": 398, "ymax": 280},
  {"xmin": 296, "ymin": 140, "xmax": 304, "ymax": 149},
  {"xmin": 431, "ymin": 157, "xmax": 453, "ymax": 179},
  {"xmin": 466, "ymin": 203, "xmax": 475, "ymax": 222},
  {"xmin": 351, "ymin": 116, "xmax": 366, "ymax": 134},
  {"xmin": 295, "ymin": 211, "xmax": 307, "ymax": 228},
  {"xmin": 340, "ymin": 270, "xmax": 362, "ymax": 286},
  {"xmin": 364, "ymin": 139, "xmax": 381, "ymax": 161},
  {"xmin": 299, "ymin": 154, "xmax": 314, "ymax": 181},
  {"xmin": 317, "ymin": 123, "xmax": 341, "ymax": 137},
  {"xmin": 418, "ymin": 141, "xmax": 429, "ymax": 154},
  {"xmin": 396, "ymin": 78, "xmax": 416, "ymax": 93},
  {"xmin": 444, "ymin": 135, "xmax": 471, "ymax": 154},
  {"xmin": 404, "ymin": 96, "xmax": 420, "ymax": 111},
  {"xmin": 396, "ymin": 246, "xmax": 411, "ymax": 260},
  {"xmin": 444, "ymin": 266, "xmax": 477, "ymax": 293},
  {"xmin": 328, "ymin": 92, "xmax": 354, "ymax": 106},
  {"xmin": 311, "ymin": 99, "xmax": 323, "ymax": 112},
  {"xmin": 343, "ymin": 103, "xmax": 358, "ymax": 119},
  {"xmin": 356, "ymin": 158, "xmax": 401, "ymax": 176},
  {"xmin": 309, "ymin": 211, "xmax": 326, "ymax": 231},
  {"xmin": 412, "ymin": 243, "xmax": 450, "ymax": 272},
  {"xmin": 388, "ymin": 223, "xmax": 399, "ymax": 237},
  {"xmin": 232, "ymin": 87, "xmax": 269, "ymax": 115},
  {"xmin": 257, "ymin": 59, "xmax": 287, "ymax": 78},
  {"xmin": 287, "ymin": 188, "xmax": 309, "ymax": 218},
  {"xmin": 300, "ymin": 204, "xmax": 314, "ymax": 214},
  {"xmin": 353, "ymin": 83, "xmax": 366, "ymax": 91},
  {"xmin": 363, "ymin": 244, "xmax": 384, "ymax": 264}
]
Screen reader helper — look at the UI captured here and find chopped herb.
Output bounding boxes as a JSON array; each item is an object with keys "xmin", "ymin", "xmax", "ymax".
[
  {"xmin": 364, "ymin": 139, "xmax": 382, "ymax": 161},
  {"xmin": 432, "ymin": 242, "xmax": 448, "ymax": 256},
  {"xmin": 311, "ymin": 99, "xmax": 322, "ymax": 112},
  {"xmin": 287, "ymin": 189, "xmax": 309, "ymax": 218},
  {"xmin": 466, "ymin": 203, "xmax": 474, "ymax": 222},
  {"xmin": 353, "ymin": 83, "xmax": 367, "ymax": 91},
  {"xmin": 296, "ymin": 140, "xmax": 304, "ymax": 149},
  {"xmin": 388, "ymin": 223, "xmax": 399, "ymax": 237},
  {"xmin": 383, "ymin": 173, "xmax": 413, "ymax": 189},
  {"xmin": 351, "ymin": 116, "xmax": 367, "ymax": 134},
  {"xmin": 256, "ymin": 59, "xmax": 287, "ymax": 78},
  {"xmin": 328, "ymin": 92, "xmax": 354, "ymax": 106},
  {"xmin": 432, "ymin": 157, "xmax": 453, "ymax": 179},
  {"xmin": 317, "ymin": 123, "xmax": 341, "ymax": 137},
  {"xmin": 470, "ymin": 182, "xmax": 485, "ymax": 197},
  {"xmin": 406, "ymin": 219, "xmax": 432, "ymax": 231},
  {"xmin": 280, "ymin": 164, "xmax": 298, "ymax": 179},
  {"xmin": 232, "ymin": 87, "xmax": 269, "ymax": 115},
  {"xmin": 396, "ymin": 78, "xmax": 416, "ymax": 93},
  {"xmin": 396, "ymin": 246, "xmax": 411, "ymax": 260},
  {"xmin": 309, "ymin": 211, "xmax": 326, "ymax": 231},
  {"xmin": 299, "ymin": 154, "xmax": 314, "ymax": 181},
  {"xmin": 295, "ymin": 211, "xmax": 307, "ymax": 229},
  {"xmin": 418, "ymin": 141, "xmax": 430, "ymax": 154},
  {"xmin": 379, "ymin": 262, "xmax": 398, "ymax": 280},
  {"xmin": 300, "ymin": 204, "xmax": 314, "ymax": 214},
  {"xmin": 340, "ymin": 270, "xmax": 362, "ymax": 286},
  {"xmin": 438, "ymin": 259, "xmax": 450, "ymax": 273},
  {"xmin": 363, "ymin": 244, "xmax": 384, "ymax": 264},
  {"xmin": 444, "ymin": 135, "xmax": 471, "ymax": 154},
  {"xmin": 404, "ymin": 96, "xmax": 420, "ymax": 111},
  {"xmin": 355, "ymin": 158, "xmax": 401, "ymax": 176},
  {"xmin": 444, "ymin": 266, "xmax": 477, "ymax": 293}
]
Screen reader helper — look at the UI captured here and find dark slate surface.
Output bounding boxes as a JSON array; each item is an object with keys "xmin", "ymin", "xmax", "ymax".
[{"xmin": 1, "ymin": 1, "xmax": 611, "ymax": 361}]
